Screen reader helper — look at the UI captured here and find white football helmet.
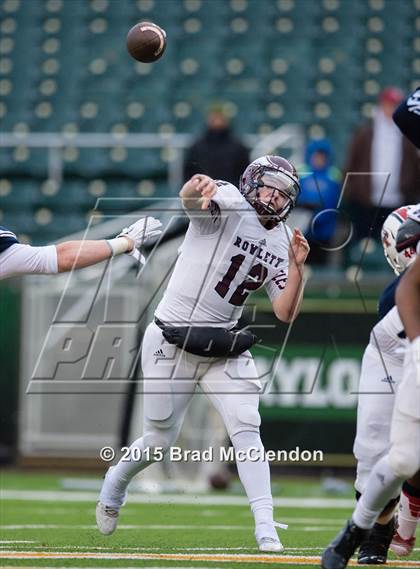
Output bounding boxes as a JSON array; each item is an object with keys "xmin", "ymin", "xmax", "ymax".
[{"xmin": 381, "ymin": 205, "xmax": 417, "ymax": 275}]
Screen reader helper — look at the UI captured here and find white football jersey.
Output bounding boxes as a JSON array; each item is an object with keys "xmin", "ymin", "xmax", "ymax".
[
  {"xmin": 369, "ymin": 305, "xmax": 407, "ymax": 363},
  {"xmin": 155, "ymin": 182, "xmax": 291, "ymax": 328}
]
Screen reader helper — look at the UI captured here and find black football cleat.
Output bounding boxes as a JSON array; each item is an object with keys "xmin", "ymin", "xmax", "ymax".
[
  {"xmin": 321, "ymin": 519, "xmax": 369, "ymax": 569},
  {"xmin": 357, "ymin": 517, "xmax": 396, "ymax": 564}
]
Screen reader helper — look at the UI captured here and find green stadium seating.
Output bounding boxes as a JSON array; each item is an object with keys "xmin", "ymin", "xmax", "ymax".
[
  {"xmin": 347, "ymin": 238, "xmax": 389, "ymax": 272},
  {"xmin": 0, "ymin": 179, "xmax": 38, "ymax": 210},
  {"xmin": 0, "ymin": 212, "xmax": 40, "ymax": 237},
  {"xmin": 1, "ymin": 0, "xmax": 418, "ymax": 246}
]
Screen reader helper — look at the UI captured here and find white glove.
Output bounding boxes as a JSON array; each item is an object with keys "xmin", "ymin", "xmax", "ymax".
[{"xmin": 116, "ymin": 216, "xmax": 162, "ymax": 263}]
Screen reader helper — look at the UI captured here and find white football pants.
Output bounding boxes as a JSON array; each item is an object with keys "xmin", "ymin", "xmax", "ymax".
[
  {"xmin": 353, "ymin": 344, "xmax": 402, "ymax": 494},
  {"xmin": 100, "ymin": 321, "xmax": 274, "ymax": 525},
  {"xmin": 388, "ymin": 342, "xmax": 420, "ymax": 480},
  {"xmin": 353, "ymin": 344, "xmax": 420, "ymax": 529}
]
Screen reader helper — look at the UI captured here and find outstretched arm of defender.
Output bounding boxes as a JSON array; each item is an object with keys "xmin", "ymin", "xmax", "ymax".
[
  {"xmin": 180, "ymin": 175, "xmax": 218, "ymax": 211},
  {"xmin": 58, "ymin": 215, "xmax": 162, "ymax": 272},
  {"xmin": 0, "ymin": 241, "xmax": 115, "ymax": 278},
  {"xmin": 56, "ymin": 239, "xmax": 129, "ymax": 272},
  {"xmin": 0, "ymin": 216, "xmax": 162, "ymax": 279}
]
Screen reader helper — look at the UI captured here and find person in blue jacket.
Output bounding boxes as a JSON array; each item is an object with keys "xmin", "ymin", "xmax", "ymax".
[{"xmin": 297, "ymin": 139, "xmax": 341, "ymax": 265}]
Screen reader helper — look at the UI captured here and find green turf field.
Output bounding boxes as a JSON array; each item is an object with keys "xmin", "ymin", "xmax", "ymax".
[{"xmin": 1, "ymin": 471, "xmax": 418, "ymax": 569}]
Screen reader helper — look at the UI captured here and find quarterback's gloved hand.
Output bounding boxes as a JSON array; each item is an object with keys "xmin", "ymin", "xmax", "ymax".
[{"xmin": 117, "ymin": 216, "xmax": 162, "ymax": 262}]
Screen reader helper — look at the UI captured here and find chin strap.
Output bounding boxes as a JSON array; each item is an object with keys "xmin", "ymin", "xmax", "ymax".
[{"xmin": 252, "ymin": 189, "xmax": 292, "ymax": 226}]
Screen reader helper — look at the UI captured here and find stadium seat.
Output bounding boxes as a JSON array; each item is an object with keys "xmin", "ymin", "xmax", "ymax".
[
  {"xmin": 0, "ymin": 211, "xmax": 39, "ymax": 237},
  {"xmin": 347, "ymin": 238, "xmax": 389, "ymax": 272},
  {"xmin": 0, "ymin": 178, "xmax": 38, "ymax": 210},
  {"xmin": 36, "ymin": 179, "xmax": 97, "ymax": 211}
]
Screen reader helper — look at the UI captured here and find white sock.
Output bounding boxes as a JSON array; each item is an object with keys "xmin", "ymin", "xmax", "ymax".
[
  {"xmin": 231, "ymin": 431, "xmax": 274, "ymax": 527},
  {"xmin": 398, "ymin": 486, "xmax": 420, "ymax": 540},
  {"xmin": 353, "ymin": 455, "xmax": 403, "ymax": 530},
  {"xmin": 99, "ymin": 436, "xmax": 153, "ymax": 508}
]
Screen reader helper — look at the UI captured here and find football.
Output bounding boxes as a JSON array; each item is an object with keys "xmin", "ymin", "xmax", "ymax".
[{"xmin": 126, "ymin": 21, "xmax": 167, "ymax": 63}]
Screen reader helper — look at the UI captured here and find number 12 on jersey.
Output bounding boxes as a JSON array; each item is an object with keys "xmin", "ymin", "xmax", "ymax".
[{"xmin": 215, "ymin": 254, "xmax": 268, "ymax": 306}]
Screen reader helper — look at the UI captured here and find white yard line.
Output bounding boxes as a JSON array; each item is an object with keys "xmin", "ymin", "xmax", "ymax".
[
  {"xmin": 0, "ymin": 541, "xmax": 37, "ymax": 544},
  {"xmin": 0, "ymin": 523, "xmax": 337, "ymax": 531},
  {"xmin": 0, "ymin": 545, "xmax": 328, "ymax": 552},
  {"xmin": 16, "ymin": 509, "xmax": 346, "ymax": 526},
  {"xmin": 0, "ymin": 489, "xmax": 354, "ymax": 509},
  {"xmin": 1, "ymin": 524, "xmax": 248, "ymax": 530},
  {"xmin": 278, "ymin": 518, "xmax": 346, "ymax": 524}
]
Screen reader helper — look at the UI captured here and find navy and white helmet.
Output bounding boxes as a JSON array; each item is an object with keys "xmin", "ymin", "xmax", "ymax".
[
  {"xmin": 239, "ymin": 155, "xmax": 300, "ymax": 227},
  {"xmin": 381, "ymin": 205, "xmax": 417, "ymax": 275},
  {"xmin": 396, "ymin": 203, "xmax": 420, "ymax": 255}
]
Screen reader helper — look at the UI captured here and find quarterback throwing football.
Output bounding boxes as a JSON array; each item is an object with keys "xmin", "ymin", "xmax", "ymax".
[{"xmin": 97, "ymin": 155, "xmax": 310, "ymax": 552}]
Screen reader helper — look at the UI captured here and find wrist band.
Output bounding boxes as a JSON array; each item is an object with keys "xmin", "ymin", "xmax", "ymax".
[{"xmin": 107, "ymin": 237, "xmax": 131, "ymax": 256}]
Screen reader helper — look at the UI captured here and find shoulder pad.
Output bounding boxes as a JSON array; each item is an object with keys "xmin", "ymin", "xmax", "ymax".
[{"xmin": 0, "ymin": 226, "xmax": 19, "ymax": 253}]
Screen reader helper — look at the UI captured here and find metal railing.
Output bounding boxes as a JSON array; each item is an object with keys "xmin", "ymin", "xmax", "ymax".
[{"xmin": 0, "ymin": 125, "xmax": 304, "ymax": 190}]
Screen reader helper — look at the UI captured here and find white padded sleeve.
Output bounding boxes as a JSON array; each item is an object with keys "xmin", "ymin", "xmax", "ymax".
[{"xmin": 0, "ymin": 243, "xmax": 58, "ymax": 279}]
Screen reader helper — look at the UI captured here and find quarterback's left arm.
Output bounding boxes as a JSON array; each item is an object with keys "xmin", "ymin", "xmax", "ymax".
[{"xmin": 271, "ymin": 229, "xmax": 309, "ymax": 323}]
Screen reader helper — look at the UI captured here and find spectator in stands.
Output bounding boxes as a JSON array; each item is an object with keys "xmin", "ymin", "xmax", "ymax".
[
  {"xmin": 343, "ymin": 86, "xmax": 420, "ymax": 240},
  {"xmin": 297, "ymin": 139, "xmax": 341, "ymax": 265},
  {"xmin": 183, "ymin": 104, "xmax": 249, "ymax": 186}
]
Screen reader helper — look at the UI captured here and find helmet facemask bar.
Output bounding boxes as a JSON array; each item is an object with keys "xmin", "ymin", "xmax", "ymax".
[{"xmin": 244, "ymin": 167, "xmax": 299, "ymax": 227}]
